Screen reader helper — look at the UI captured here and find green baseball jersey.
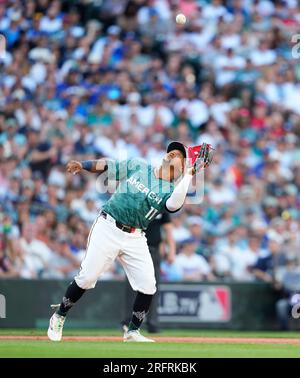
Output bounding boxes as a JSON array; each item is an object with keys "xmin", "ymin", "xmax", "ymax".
[{"xmin": 102, "ymin": 158, "xmax": 174, "ymax": 230}]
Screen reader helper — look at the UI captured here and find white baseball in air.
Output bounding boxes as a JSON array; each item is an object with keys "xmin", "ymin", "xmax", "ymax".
[{"xmin": 175, "ymin": 13, "xmax": 186, "ymax": 24}]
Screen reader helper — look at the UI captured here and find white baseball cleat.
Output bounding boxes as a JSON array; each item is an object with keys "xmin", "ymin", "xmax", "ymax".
[
  {"xmin": 47, "ymin": 312, "xmax": 66, "ymax": 342},
  {"xmin": 123, "ymin": 329, "xmax": 155, "ymax": 343}
]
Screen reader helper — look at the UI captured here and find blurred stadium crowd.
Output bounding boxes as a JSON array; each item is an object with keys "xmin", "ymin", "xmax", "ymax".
[{"xmin": 0, "ymin": 0, "xmax": 299, "ymax": 284}]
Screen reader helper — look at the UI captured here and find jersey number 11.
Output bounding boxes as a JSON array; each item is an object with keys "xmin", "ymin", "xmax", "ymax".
[{"xmin": 145, "ymin": 206, "xmax": 159, "ymax": 220}]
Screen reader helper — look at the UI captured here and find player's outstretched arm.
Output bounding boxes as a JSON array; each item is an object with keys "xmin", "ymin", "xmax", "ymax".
[
  {"xmin": 66, "ymin": 159, "xmax": 108, "ymax": 175},
  {"xmin": 165, "ymin": 173, "xmax": 193, "ymax": 212}
]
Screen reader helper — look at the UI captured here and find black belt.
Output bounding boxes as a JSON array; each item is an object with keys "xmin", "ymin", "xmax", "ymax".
[{"xmin": 100, "ymin": 211, "xmax": 137, "ymax": 233}]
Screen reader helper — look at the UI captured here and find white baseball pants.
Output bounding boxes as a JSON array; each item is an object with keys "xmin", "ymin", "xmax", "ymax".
[{"xmin": 75, "ymin": 213, "xmax": 156, "ymax": 295}]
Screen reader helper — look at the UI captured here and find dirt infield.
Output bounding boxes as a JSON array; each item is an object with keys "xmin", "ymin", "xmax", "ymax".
[{"xmin": 1, "ymin": 335, "xmax": 300, "ymax": 345}]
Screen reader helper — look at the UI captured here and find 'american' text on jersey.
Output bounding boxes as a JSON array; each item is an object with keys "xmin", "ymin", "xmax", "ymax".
[{"xmin": 127, "ymin": 177, "xmax": 163, "ymax": 205}]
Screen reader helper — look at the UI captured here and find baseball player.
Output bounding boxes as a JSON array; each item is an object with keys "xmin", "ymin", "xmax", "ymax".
[{"xmin": 47, "ymin": 141, "xmax": 213, "ymax": 342}]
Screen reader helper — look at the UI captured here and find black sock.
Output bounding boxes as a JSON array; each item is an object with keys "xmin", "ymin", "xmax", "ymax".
[
  {"xmin": 128, "ymin": 292, "xmax": 153, "ymax": 331},
  {"xmin": 56, "ymin": 280, "xmax": 86, "ymax": 317}
]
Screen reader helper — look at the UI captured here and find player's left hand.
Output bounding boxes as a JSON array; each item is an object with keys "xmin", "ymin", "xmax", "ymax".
[{"xmin": 191, "ymin": 143, "xmax": 214, "ymax": 175}]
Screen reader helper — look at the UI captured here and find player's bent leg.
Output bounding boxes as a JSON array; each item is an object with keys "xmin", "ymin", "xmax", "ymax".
[{"xmin": 47, "ymin": 216, "xmax": 121, "ymax": 342}]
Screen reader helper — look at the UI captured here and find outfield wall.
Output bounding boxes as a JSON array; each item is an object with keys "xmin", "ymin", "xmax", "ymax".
[{"xmin": 0, "ymin": 280, "xmax": 281, "ymax": 330}]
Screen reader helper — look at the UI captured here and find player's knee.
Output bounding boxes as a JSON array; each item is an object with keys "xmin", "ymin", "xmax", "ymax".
[
  {"xmin": 138, "ymin": 278, "xmax": 156, "ymax": 295},
  {"xmin": 75, "ymin": 276, "xmax": 97, "ymax": 290},
  {"xmin": 148, "ymin": 286, "xmax": 157, "ymax": 295}
]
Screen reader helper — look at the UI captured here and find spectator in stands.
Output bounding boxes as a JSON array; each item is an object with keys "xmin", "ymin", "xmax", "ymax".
[
  {"xmin": 175, "ymin": 238, "xmax": 213, "ymax": 281},
  {"xmin": 252, "ymin": 236, "xmax": 286, "ymax": 283}
]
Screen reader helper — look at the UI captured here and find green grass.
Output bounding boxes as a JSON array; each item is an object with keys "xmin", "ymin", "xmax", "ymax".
[
  {"xmin": 2, "ymin": 340, "xmax": 300, "ymax": 358},
  {"xmin": 0, "ymin": 329, "xmax": 300, "ymax": 358},
  {"xmin": 1, "ymin": 328, "xmax": 300, "ymax": 338}
]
